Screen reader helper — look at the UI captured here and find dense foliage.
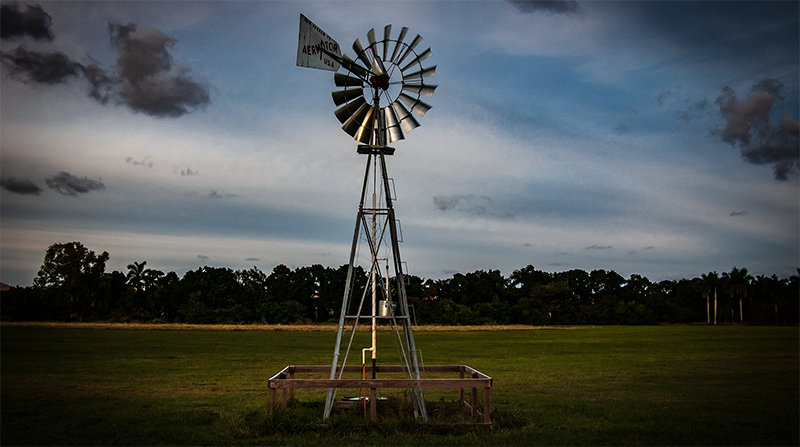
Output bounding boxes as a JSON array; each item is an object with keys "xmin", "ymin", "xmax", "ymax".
[{"xmin": 1, "ymin": 241, "xmax": 797, "ymax": 325}]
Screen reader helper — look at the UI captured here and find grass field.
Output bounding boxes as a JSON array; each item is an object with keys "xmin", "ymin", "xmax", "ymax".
[{"xmin": 1, "ymin": 324, "xmax": 797, "ymax": 445}]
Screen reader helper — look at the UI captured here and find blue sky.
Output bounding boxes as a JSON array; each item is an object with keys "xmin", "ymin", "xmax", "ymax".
[{"xmin": 1, "ymin": 0, "xmax": 798, "ymax": 287}]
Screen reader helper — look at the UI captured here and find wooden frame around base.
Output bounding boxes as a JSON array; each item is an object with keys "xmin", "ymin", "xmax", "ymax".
[{"xmin": 268, "ymin": 365, "xmax": 492, "ymax": 427}]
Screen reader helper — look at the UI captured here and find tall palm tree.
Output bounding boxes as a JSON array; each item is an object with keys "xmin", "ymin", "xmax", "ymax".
[
  {"xmin": 723, "ymin": 267, "xmax": 753, "ymax": 322},
  {"xmin": 701, "ymin": 272, "xmax": 720, "ymax": 324},
  {"xmin": 126, "ymin": 261, "xmax": 146, "ymax": 291}
]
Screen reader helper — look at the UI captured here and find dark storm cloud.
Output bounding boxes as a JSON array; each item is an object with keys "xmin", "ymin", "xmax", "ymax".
[
  {"xmin": 677, "ymin": 99, "xmax": 712, "ymax": 123},
  {"xmin": 509, "ymin": 0, "xmax": 580, "ymax": 14},
  {"xmin": 433, "ymin": 194, "xmax": 465, "ymax": 211},
  {"xmin": 0, "ymin": 4, "xmax": 210, "ymax": 118},
  {"xmin": 81, "ymin": 63, "xmax": 116, "ymax": 104},
  {"xmin": 1, "ymin": 47, "xmax": 82, "ymax": 84},
  {"xmin": 45, "ymin": 171, "xmax": 105, "ymax": 196},
  {"xmin": 772, "ymin": 148, "xmax": 799, "ymax": 181},
  {"xmin": 0, "ymin": 177, "xmax": 42, "ymax": 195},
  {"xmin": 0, "ymin": 3, "xmax": 94, "ymax": 89},
  {"xmin": 109, "ymin": 23, "xmax": 210, "ymax": 118},
  {"xmin": 715, "ymin": 79, "xmax": 800, "ymax": 181},
  {"xmin": 730, "ymin": 210, "xmax": 749, "ymax": 217},
  {"xmin": 0, "ymin": 4, "xmax": 54, "ymax": 41},
  {"xmin": 586, "ymin": 245, "xmax": 612, "ymax": 250},
  {"xmin": 0, "ymin": 46, "xmax": 115, "ymax": 103}
]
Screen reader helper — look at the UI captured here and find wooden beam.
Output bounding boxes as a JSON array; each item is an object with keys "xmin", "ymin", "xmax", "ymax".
[
  {"xmin": 269, "ymin": 378, "xmax": 491, "ymax": 389},
  {"xmin": 268, "ymin": 366, "xmax": 292, "ymax": 381},
  {"xmin": 288, "ymin": 365, "xmax": 472, "ymax": 374}
]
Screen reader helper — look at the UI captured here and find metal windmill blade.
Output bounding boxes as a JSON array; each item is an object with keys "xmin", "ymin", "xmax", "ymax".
[
  {"xmin": 383, "ymin": 104, "xmax": 405, "ymax": 142},
  {"xmin": 382, "ymin": 25, "xmax": 392, "ymax": 61},
  {"xmin": 389, "ymin": 27, "xmax": 408, "ymax": 65}
]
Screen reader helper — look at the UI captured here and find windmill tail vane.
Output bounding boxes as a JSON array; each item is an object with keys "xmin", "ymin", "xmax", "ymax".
[{"xmin": 296, "ymin": 14, "xmax": 342, "ymax": 71}]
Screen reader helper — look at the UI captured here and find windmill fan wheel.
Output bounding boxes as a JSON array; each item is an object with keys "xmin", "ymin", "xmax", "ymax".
[{"xmin": 331, "ymin": 25, "xmax": 437, "ymax": 145}]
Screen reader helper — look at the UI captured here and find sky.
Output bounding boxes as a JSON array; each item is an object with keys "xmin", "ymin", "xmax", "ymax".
[{"xmin": 1, "ymin": 0, "xmax": 798, "ymax": 287}]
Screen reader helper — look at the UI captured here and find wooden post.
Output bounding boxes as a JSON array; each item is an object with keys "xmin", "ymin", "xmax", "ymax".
[
  {"xmin": 370, "ymin": 388, "xmax": 377, "ymax": 422},
  {"xmin": 280, "ymin": 373, "xmax": 287, "ymax": 407},
  {"xmin": 289, "ymin": 368, "xmax": 295, "ymax": 401},
  {"xmin": 270, "ymin": 387, "xmax": 276, "ymax": 416},
  {"xmin": 483, "ymin": 387, "xmax": 491, "ymax": 425},
  {"xmin": 459, "ymin": 365, "xmax": 465, "ymax": 403},
  {"xmin": 471, "ymin": 387, "xmax": 477, "ymax": 417},
  {"xmin": 471, "ymin": 371, "xmax": 478, "ymax": 417}
]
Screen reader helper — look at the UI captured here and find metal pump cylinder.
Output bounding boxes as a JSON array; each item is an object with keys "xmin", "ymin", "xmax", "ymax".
[{"xmin": 378, "ymin": 300, "xmax": 395, "ymax": 317}]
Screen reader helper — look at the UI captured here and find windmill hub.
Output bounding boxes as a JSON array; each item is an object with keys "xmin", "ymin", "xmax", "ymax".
[{"xmin": 369, "ymin": 74, "xmax": 391, "ymax": 91}]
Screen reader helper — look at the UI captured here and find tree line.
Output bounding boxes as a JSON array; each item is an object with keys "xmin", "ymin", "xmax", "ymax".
[{"xmin": 1, "ymin": 241, "xmax": 797, "ymax": 325}]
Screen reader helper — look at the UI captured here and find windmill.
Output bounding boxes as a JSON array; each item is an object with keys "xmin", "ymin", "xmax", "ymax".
[{"xmin": 297, "ymin": 15, "xmax": 436, "ymax": 421}]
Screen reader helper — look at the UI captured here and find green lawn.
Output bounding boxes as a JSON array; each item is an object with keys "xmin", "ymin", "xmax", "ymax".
[{"xmin": 1, "ymin": 324, "xmax": 797, "ymax": 445}]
